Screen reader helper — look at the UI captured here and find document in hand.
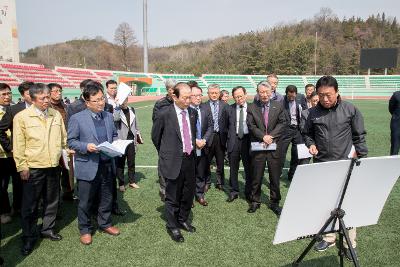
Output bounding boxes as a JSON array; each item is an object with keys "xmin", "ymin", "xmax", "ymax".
[
  {"xmin": 116, "ymin": 82, "xmax": 132, "ymax": 105},
  {"xmin": 97, "ymin": 140, "xmax": 133, "ymax": 158},
  {"xmin": 250, "ymin": 142, "xmax": 277, "ymax": 152},
  {"xmin": 297, "ymin": 144, "xmax": 312, "ymax": 159}
]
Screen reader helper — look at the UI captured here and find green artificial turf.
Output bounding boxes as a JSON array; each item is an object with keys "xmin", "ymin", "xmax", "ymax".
[{"xmin": 1, "ymin": 100, "xmax": 398, "ymax": 266}]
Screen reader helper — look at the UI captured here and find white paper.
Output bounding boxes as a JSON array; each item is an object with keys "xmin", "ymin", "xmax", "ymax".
[
  {"xmin": 348, "ymin": 145, "xmax": 356, "ymax": 158},
  {"xmin": 116, "ymin": 82, "xmax": 132, "ymax": 105},
  {"xmin": 62, "ymin": 149, "xmax": 70, "ymax": 170},
  {"xmin": 297, "ymin": 144, "xmax": 312, "ymax": 159},
  {"xmin": 97, "ymin": 140, "xmax": 133, "ymax": 158},
  {"xmin": 250, "ymin": 142, "xmax": 276, "ymax": 152},
  {"xmin": 273, "ymin": 156, "xmax": 400, "ymax": 245}
]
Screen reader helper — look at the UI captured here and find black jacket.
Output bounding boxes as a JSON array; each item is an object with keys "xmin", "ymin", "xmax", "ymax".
[
  {"xmin": 389, "ymin": 91, "xmax": 400, "ymax": 121},
  {"xmin": 151, "ymin": 105, "xmax": 197, "ymax": 179},
  {"xmin": 152, "ymin": 95, "xmax": 174, "ymax": 122},
  {"xmin": 247, "ymin": 99, "xmax": 288, "ymax": 158},
  {"xmin": 201, "ymin": 100, "xmax": 228, "ymax": 148},
  {"xmin": 302, "ymin": 98, "xmax": 368, "ymax": 162},
  {"xmin": 0, "ymin": 102, "xmax": 26, "ymax": 152}
]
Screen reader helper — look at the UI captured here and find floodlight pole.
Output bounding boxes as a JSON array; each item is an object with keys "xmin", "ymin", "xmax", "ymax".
[
  {"xmin": 143, "ymin": 0, "xmax": 149, "ymax": 73},
  {"xmin": 314, "ymin": 32, "xmax": 317, "ymax": 76}
]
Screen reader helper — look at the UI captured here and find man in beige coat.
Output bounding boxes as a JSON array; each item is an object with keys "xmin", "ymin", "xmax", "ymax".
[{"xmin": 13, "ymin": 83, "xmax": 70, "ymax": 256}]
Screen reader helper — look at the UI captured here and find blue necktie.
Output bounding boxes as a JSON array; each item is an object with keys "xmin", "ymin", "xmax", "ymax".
[{"xmin": 196, "ymin": 108, "xmax": 202, "ymax": 139}]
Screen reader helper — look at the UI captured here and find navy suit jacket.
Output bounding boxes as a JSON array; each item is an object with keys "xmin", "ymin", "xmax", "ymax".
[{"xmin": 67, "ymin": 109, "xmax": 118, "ymax": 181}]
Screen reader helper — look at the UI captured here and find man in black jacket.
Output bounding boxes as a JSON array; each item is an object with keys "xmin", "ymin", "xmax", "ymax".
[
  {"xmin": 389, "ymin": 90, "xmax": 400, "ymax": 155},
  {"xmin": 203, "ymin": 84, "xmax": 228, "ymax": 191},
  {"xmin": 226, "ymin": 86, "xmax": 252, "ymax": 202},
  {"xmin": 280, "ymin": 85, "xmax": 308, "ymax": 181},
  {"xmin": 247, "ymin": 81, "xmax": 287, "ymax": 215},
  {"xmin": 151, "ymin": 82, "xmax": 198, "ymax": 243},
  {"xmin": 152, "ymin": 78, "xmax": 177, "ymax": 201},
  {"xmin": 190, "ymin": 85, "xmax": 213, "ymax": 206},
  {"xmin": 0, "ymin": 81, "xmax": 34, "ymax": 216},
  {"xmin": 302, "ymin": 76, "xmax": 367, "ymax": 262}
]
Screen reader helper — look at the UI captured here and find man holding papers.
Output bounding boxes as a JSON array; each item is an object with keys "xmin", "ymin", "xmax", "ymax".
[
  {"xmin": 302, "ymin": 75, "xmax": 368, "ymax": 261},
  {"xmin": 247, "ymin": 81, "xmax": 287, "ymax": 215},
  {"xmin": 67, "ymin": 82, "xmax": 120, "ymax": 246}
]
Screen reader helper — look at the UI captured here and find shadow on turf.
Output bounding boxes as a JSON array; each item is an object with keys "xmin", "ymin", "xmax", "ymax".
[{"xmin": 281, "ymin": 255, "xmax": 339, "ymax": 267}]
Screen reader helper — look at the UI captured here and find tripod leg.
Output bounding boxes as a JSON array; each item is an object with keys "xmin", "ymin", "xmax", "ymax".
[
  {"xmin": 339, "ymin": 219, "xmax": 360, "ymax": 267},
  {"xmin": 293, "ymin": 214, "xmax": 336, "ymax": 266},
  {"xmin": 339, "ymin": 223, "xmax": 344, "ymax": 267}
]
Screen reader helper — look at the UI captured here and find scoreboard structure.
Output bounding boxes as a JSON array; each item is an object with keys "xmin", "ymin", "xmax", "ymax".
[{"xmin": 0, "ymin": 0, "xmax": 19, "ymax": 62}]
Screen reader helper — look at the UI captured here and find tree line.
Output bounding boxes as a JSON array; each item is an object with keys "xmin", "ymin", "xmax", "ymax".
[{"xmin": 21, "ymin": 8, "xmax": 399, "ymax": 75}]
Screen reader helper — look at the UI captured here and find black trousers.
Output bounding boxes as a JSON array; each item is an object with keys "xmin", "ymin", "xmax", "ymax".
[
  {"xmin": 280, "ymin": 126, "xmax": 309, "ymax": 181},
  {"xmin": 21, "ymin": 167, "xmax": 60, "ymax": 242},
  {"xmin": 77, "ymin": 163, "xmax": 113, "ymax": 235},
  {"xmin": 116, "ymin": 143, "xmax": 136, "ymax": 185},
  {"xmin": 165, "ymin": 153, "xmax": 196, "ymax": 230},
  {"xmin": 228, "ymin": 134, "xmax": 252, "ymax": 198},
  {"xmin": 60, "ymin": 163, "xmax": 73, "ymax": 195},
  {"xmin": 250, "ymin": 151, "xmax": 282, "ymax": 205},
  {"xmin": 195, "ymin": 152, "xmax": 209, "ymax": 199},
  {"xmin": 206, "ymin": 133, "xmax": 225, "ymax": 186},
  {"xmin": 390, "ymin": 121, "xmax": 400, "ymax": 155},
  {"xmin": 0, "ymin": 157, "xmax": 21, "ymax": 214}
]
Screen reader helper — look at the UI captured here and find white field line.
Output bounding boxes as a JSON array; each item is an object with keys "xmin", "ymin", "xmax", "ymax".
[{"xmin": 136, "ymin": 165, "xmax": 290, "ymax": 170}]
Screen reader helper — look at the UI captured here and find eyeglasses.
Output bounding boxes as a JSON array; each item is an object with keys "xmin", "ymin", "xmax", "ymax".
[
  {"xmin": 192, "ymin": 94, "xmax": 202, "ymax": 98},
  {"xmin": 88, "ymin": 96, "xmax": 106, "ymax": 103},
  {"xmin": 51, "ymin": 89, "xmax": 63, "ymax": 93}
]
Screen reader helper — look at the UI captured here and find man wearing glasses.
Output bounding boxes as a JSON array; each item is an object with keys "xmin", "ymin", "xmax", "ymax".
[
  {"xmin": 48, "ymin": 83, "xmax": 74, "ymax": 201},
  {"xmin": 67, "ymin": 82, "xmax": 120, "ymax": 246}
]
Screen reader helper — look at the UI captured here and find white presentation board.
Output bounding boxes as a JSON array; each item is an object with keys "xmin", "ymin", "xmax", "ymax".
[{"xmin": 273, "ymin": 156, "xmax": 400, "ymax": 245}]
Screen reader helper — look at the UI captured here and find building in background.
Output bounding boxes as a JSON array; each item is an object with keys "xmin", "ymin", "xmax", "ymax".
[{"xmin": 0, "ymin": 0, "xmax": 19, "ymax": 62}]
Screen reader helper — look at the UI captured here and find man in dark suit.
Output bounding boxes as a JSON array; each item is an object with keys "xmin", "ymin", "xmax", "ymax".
[
  {"xmin": 280, "ymin": 85, "xmax": 309, "ymax": 181},
  {"xmin": 203, "ymin": 84, "xmax": 228, "ymax": 191},
  {"xmin": 226, "ymin": 86, "xmax": 252, "ymax": 202},
  {"xmin": 0, "ymin": 81, "xmax": 34, "ymax": 217},
  {"xmin": 247, "ymin": 81, "xmax": 287, "ymax": 215},
  {"xmin": 389, "ymin": 90, "xmax": 400, "ymax": 155},
  {"xmin": 152, "ymin": 82, "xmax": 198, "ymax": 242},
  {"xmin": 189, "ymin": 85, "xmax": 213, "ymax": 206},
  {"xmin": 68, "ymin": 82, "xmax": 120, "ymax": 245},
  {"xmin": 152, "ymin": 78, "xmax": 177, "ymax": 202}
]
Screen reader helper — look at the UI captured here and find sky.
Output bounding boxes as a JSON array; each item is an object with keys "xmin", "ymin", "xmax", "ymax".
[{"xmin": 15, "ymin": 0, "xmax": 400, "ymax": 52}]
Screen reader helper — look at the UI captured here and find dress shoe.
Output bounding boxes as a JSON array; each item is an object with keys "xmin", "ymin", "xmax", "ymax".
[
  {"xmin": 204, "ymin": 184, "xmax": 210, "ymax": 193},
  {"xmin": 159, "ymin": 191, "xmax": 166, "ymax": 202},
  {"xmin": 62, "ymin": 192, "xmax": 74, "ymax": 201},
  {"xmin": 21, "ymin": 240, "xmax": 35, "ymax": 256},
  {"xmin": 197, "ymin": 198, "xmax": 208, "ymax": 206},
  {"xmin": 215, "ymin": 185, "xmax": 224, "ymax": 191},
  {"xmin": 102, "ymin": 226, "xmax": 120, "ymax": 236},
  {"xmin": 247, "ymin": 203, "xmax": 260, "ymax": 213},
  {"xmin": 268, "ymin": 204, "xmax": 282, "ymax": 216},
  {"xmin": 226, "ymin": 194, "xmax": 238, "ymax": 202},
  {"xmin": 119, "ymin": 185, "xmax": 126, "ymax": 192},
  {"xmin": 41, "ymin": 231, "xmax": 63, "ymax": 241},
  {"xmin": 80, "ymin": 234, "xmax": 92, "ymax": 245},
  {"xmin": 179, "ymin": 222, "xmax": 196, "ymax": 233},
  {"xmin": 167, "ymin": 228, "xmax": 184, "ymax": 242},
  {"xmin": 112, "ymin": 208, "xmax": 126, "ymax": 216}
]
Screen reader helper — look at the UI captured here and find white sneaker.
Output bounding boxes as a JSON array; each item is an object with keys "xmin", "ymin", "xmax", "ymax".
[{"xmin": 129, "ymin": 183, "xmax": 140, "ymax": 189}]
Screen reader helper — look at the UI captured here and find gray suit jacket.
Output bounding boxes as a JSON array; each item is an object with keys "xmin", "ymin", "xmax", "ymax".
[
  {"xmin": 67, "ymin": 109, "xmax": 118, "ymax": 181},
  {"xmin": 113, "ymin": 107, "xmax": 140, "ymax": 149}
]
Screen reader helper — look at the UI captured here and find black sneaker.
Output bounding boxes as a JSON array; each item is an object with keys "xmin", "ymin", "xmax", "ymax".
[
  {"xmin": 344, "ymin": 247, "xmax": 358, "ymax": 262},
  {"xmin": 314, "ymin": 240, "xmax": 335, "ymax": 252}
]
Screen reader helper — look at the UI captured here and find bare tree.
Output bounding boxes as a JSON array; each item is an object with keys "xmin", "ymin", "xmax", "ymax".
[{"xmin": 114, "ymin": 22, "xmax": 137, "ymax": 71}]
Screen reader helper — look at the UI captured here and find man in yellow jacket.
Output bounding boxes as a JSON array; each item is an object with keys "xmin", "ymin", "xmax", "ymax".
[{"xmin": 13, "ymin": 83, "xmax": 69, "ymax": 256}]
